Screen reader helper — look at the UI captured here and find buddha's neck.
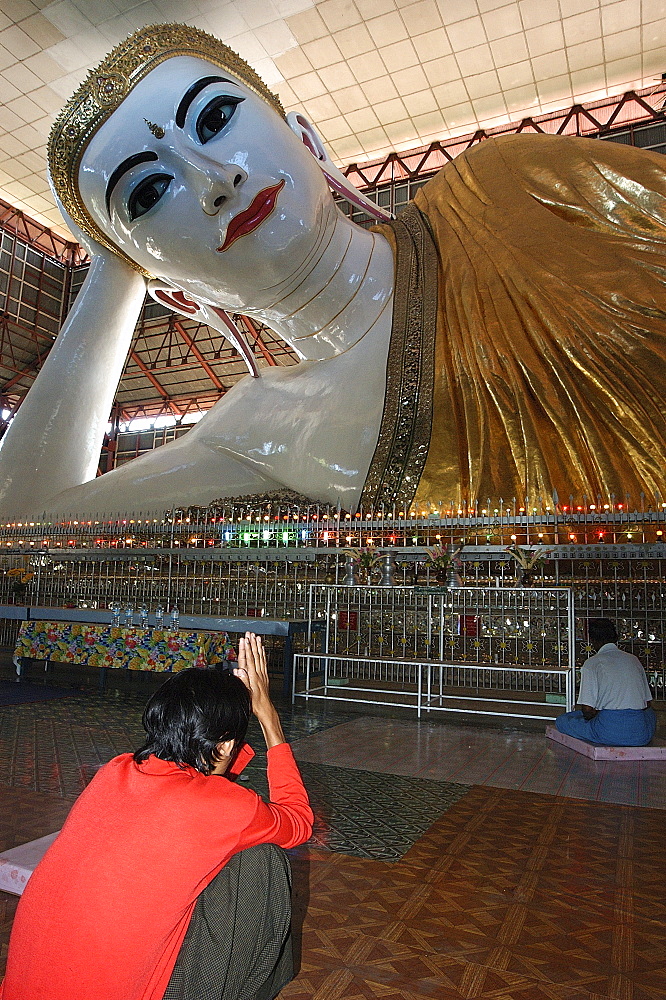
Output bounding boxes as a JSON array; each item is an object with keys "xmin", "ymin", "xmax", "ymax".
[{"xmin": 246, "ymin": 205, "xmax": 394, "ymax": 361}]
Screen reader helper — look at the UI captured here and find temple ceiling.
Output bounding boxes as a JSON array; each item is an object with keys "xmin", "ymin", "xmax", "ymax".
[{"xmin": 0, "ymin": 0, "xmax": 662, "ymax": 240}]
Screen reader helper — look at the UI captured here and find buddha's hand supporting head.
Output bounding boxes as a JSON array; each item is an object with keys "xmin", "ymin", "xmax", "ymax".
[
  {"xmin": 48, "ymin": 23, "xmax": 337, "ymax": 314},
  {"xmin": 52, "ymin": 191, "xmax": 147, "ymax": 287}
]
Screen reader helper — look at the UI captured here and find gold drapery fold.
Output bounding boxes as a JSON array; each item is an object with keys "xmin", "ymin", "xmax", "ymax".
[{"xmin": 372, "ymin": 133, "xmax": 666, "ymax": 508}]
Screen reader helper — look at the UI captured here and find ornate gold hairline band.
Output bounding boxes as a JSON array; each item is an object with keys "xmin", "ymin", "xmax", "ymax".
[{"xmin": 47, "ymin": 23, "xmax": 286, "ymax": 278}]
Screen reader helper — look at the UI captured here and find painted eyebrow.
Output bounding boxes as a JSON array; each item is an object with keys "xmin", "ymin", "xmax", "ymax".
[
  {"xmin": 175, "ymin": 75, "xmax": 232, "ymax": 128},
  {"xmin": 105, "ymin": 151, "xmax": 159, "ymax": 216}
]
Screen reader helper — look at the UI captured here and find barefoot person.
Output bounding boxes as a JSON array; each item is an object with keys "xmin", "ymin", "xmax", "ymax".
[
  {"xmin": 1, "ymin": 633, "xmax": 313, "ymax": 1000},
  {"xmin": 556, "ymin": 619, "xmax": 656, "ymax": 747}
]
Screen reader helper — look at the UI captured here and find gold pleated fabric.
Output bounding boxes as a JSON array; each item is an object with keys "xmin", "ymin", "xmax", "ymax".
[{"xmin": 376, "ymin": 134, "xmax": 666, "ymax": 507}]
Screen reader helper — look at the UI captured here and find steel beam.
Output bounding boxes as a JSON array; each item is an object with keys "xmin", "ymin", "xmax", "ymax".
[
  {"xmin": 129, "ymin": 350, "xmax": 182, "ymax": 415},
  {"xmin": 172, "ymin": 320, "xmax": 226, "ymax": 390},
  {"xmin": 237, "ymin": 315, "xmax": 278, "ymax": 366}
]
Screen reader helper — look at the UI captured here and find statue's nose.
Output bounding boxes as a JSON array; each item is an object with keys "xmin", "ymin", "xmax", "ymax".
[{"xmin": 200, "ymin": 164, "xmax": 247, "ymax": 216}]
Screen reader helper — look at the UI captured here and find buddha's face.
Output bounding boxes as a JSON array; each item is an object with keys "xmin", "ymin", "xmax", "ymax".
[{"xmin": 78, "ymin": 56, "xmax": 335, "ymax": 311}]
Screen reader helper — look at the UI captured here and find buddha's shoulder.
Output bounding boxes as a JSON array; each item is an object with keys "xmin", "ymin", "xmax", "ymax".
[
  {"xmin": 212, "ymin": 339, "xmax": 385, "ymax": 409},
  {"xmin": 414, "ymin": 132, "xmax": 665, "ymax": 206}
]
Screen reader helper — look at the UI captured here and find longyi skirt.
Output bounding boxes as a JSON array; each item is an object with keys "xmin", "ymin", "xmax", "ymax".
[{"xmin": 163, "ymin": 843, "xmax": 293, "ymax": 1000}]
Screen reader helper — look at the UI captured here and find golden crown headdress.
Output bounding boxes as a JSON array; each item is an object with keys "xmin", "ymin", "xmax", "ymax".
[{"xmin": 48, "ymin": 23, "xmax": 285, "ymax": 277}]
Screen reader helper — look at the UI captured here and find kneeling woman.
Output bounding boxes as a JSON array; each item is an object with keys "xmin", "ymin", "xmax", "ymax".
[{"xmin": 1, "ymin": 633, "xmax": 313, "ymax": 1000}]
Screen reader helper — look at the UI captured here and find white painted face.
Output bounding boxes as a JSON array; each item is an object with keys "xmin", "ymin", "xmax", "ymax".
[{"xmin": 78, "ymin": 56, "xmax": 335, "ymax": 311}]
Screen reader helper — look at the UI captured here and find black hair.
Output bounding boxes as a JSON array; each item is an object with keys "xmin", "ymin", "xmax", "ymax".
[
  {"xmin": 134, "ymin": 667, "xmax": 251, "ymax": 775},
  {"xmin": 587, "ymin": 618, "xmax": 618, "ymax": 646}
]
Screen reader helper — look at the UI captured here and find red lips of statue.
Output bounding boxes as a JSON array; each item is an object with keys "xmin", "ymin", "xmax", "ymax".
[{"xmin": 217, "ymin": 180, "xmax": 285, "ymax": 253}]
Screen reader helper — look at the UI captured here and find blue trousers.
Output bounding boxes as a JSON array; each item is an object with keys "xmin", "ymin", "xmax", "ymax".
[{"xmin": 555, "ymin": 708, "xmax": 657, "ymax": 746}]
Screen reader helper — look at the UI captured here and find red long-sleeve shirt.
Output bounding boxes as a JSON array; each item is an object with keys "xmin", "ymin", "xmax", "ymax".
[{"xmin": 1, "ymin": 742, "xmax": 313, "ymax": 1000}]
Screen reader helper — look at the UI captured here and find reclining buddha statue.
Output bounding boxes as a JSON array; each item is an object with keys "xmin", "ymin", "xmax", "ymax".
[{"xmin": 0, "ymin": 22, "xmax": 664, "ymax": 518}]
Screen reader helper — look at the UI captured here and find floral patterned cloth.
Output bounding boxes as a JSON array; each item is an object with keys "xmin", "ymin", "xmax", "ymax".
[{"xmin": 14, "ymin": 621, "xmax": 235, "ymax": 673}]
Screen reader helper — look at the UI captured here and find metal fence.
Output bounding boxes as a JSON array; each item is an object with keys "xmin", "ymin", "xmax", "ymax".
[
  {"xmin": 0, "ymin": 506, "xmax": 663, "ymax": 704},
  {"xmin": 293, "ymin": 653, "xmax": 572, "ymax": 721},
  {"xmin": 307, "ymin": 584, "xmax": 575, "ymax": 667},
  {"xmin": 294, "ymin": 585, "xmax": 575, "ymax": 720},
  {"xmin": 0, "ymin": 546, "xmax": 663, "ymax": 681}
]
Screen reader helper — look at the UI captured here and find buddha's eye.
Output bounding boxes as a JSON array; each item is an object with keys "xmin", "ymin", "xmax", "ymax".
[
  {"xmin": 127, "ymin": 174, "xmax": 172, "ymax": 220},
  {"xmin": 196, "ymin": 95, "xmax": 244, "ymax": 144}
]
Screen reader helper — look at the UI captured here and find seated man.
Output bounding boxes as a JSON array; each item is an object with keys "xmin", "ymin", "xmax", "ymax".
[
  {"xmin": 1, "ymin": 633, "xmax": 313, "ymax": 1000},
  {"xmin": 556, "ymin": 618, "xmax": 656, "ymax": 747}
]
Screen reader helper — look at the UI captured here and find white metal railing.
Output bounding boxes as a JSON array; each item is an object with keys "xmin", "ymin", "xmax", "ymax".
[
  {"xmin": 293, "ymin": 653, "xmax": 573, "ymax": 720},
  {"xmin": 296, "ymin": 584, "xmax": 576, "ymax": 720},
  {"xmin": 307, "ymin": 584, "xmax": 576, "ymax": 669}
]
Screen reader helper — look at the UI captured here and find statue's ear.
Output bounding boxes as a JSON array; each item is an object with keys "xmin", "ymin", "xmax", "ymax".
[
  {"xmin": 287, "ymin": 112, "xmax": 328, "ymax": 162},
  {"xmin": 286, "ymin": 111, "xmax": 393, "ymax": 222},
  {"xmin": 147, "ymin": 281, "xmax": 259, "ymax": 377}
]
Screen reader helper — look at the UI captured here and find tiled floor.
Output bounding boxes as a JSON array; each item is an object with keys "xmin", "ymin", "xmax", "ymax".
[
  {"xmin": 0, "ymin": 692, "xmax": 351, "ymax": 799},
  {"xmin": 249, "ymin": 760, "xmax": 468, "ymax": 861},
  {"xmin": 291, "ymin": 715, "xmax": 666, "ymax": 809},
  {"xmin": 0, "ymin": 687, "xmax": 665, "ymax": 997},
  {"xmin": 283, "ymin": 787, "xmax": 666, "ymax": 1000}
]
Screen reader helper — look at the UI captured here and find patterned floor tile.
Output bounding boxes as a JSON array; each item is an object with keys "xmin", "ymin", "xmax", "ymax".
[
  {"xmin": 0, "ymin": 681, "xmax": 74, "ymax": 706},
  {"xmin": 0, "ymin": 691, "xmax": 664, "ymax": 999},
  {"xmin": 291, "ymin": 715, "xmax": 666, "ymax": 810},
  {"xmin": 244, "ymin": 760, "xmax": 468, "ymax": 861},
  {"xmin": 0, "ymin": 694, "xmax": 469, "ymax": 862},
  {"xmin": 0, "ymin": 694, "xmax": 352, "ymax": 798},
  {"xmin": 281, "ymin": 786, "xmax": 666, "ymax": 1000}
]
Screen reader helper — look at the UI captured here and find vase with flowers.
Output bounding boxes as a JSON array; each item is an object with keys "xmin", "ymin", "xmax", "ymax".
[
  {"xmin": 343, "ymin": 548, "xmax": 381, "ymax": 585},
  {"xmin": 5, "ymin": 567, "xmax": 34, "ymax": 601},
  {"xmin": 505, "ymin": 544, "xmax": 551, "ymax": 586},
  {"xmin": 425, "ymin": 541, "xmax": 465, "ymax": 588}
]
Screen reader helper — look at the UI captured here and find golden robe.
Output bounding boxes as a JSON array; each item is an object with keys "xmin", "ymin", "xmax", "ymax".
[{"xmin": 362, "ymin": 134, "xmax": 666, "ymax": 508}]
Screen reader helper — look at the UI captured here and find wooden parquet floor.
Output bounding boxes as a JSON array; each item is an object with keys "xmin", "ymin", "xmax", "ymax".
[
  {"xmin": 283, "ymin": 785, "xmax": 666, "ymax": 1000},
  {"xmin": 0, "ymin": 785, "xmax": 77, "ymax": 978},
  {"xmin": 0, "ymin": 694, "xmax": 664, "ymax": 998}
]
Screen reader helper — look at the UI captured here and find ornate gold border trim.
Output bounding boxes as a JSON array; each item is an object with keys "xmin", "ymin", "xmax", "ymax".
[{"xmin": 360, "ymin": 204, "xmax": 439, "ymax": 509}]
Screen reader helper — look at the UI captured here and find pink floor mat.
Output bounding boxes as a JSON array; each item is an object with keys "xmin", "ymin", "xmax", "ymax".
[{"xmin": 546, "ymin": 725, "xmax": 666, "ymax": 760}]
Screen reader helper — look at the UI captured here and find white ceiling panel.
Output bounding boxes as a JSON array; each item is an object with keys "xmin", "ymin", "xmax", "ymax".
[{"xmin": 0, "ymin": 0, "xmax": 661, "ymax": 241}]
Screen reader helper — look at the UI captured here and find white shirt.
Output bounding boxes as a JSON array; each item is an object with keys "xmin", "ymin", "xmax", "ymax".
[{"xmin": 578, "ymin": 643, "xmax": 652, "ymax": 711}]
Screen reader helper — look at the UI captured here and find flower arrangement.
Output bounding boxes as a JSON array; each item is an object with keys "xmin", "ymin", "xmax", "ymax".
[
  {"xmin": 505, "ymin": 544, "xmax": 551, "ymax": 570},
  {"xmin": 425, "ymin": 540, "xmax": 465, "ymax": 585},
  {"xmin": 6, "ymin": 569, "xmax": 34, "ymax": 583},
  {"xmin": 425, "ymin": 540, "xmax": 464, "ymax": 570},
  {"xmin": 5, "ymin": 566, "xmax": 34, "ymax": 597},
  {"xmin": 343, "ymin": 547, "xmax": 382, "ymax": 585},
  {"xmin": 344, "ymin": 547, "xmax": 381, "ymax": 570}
]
